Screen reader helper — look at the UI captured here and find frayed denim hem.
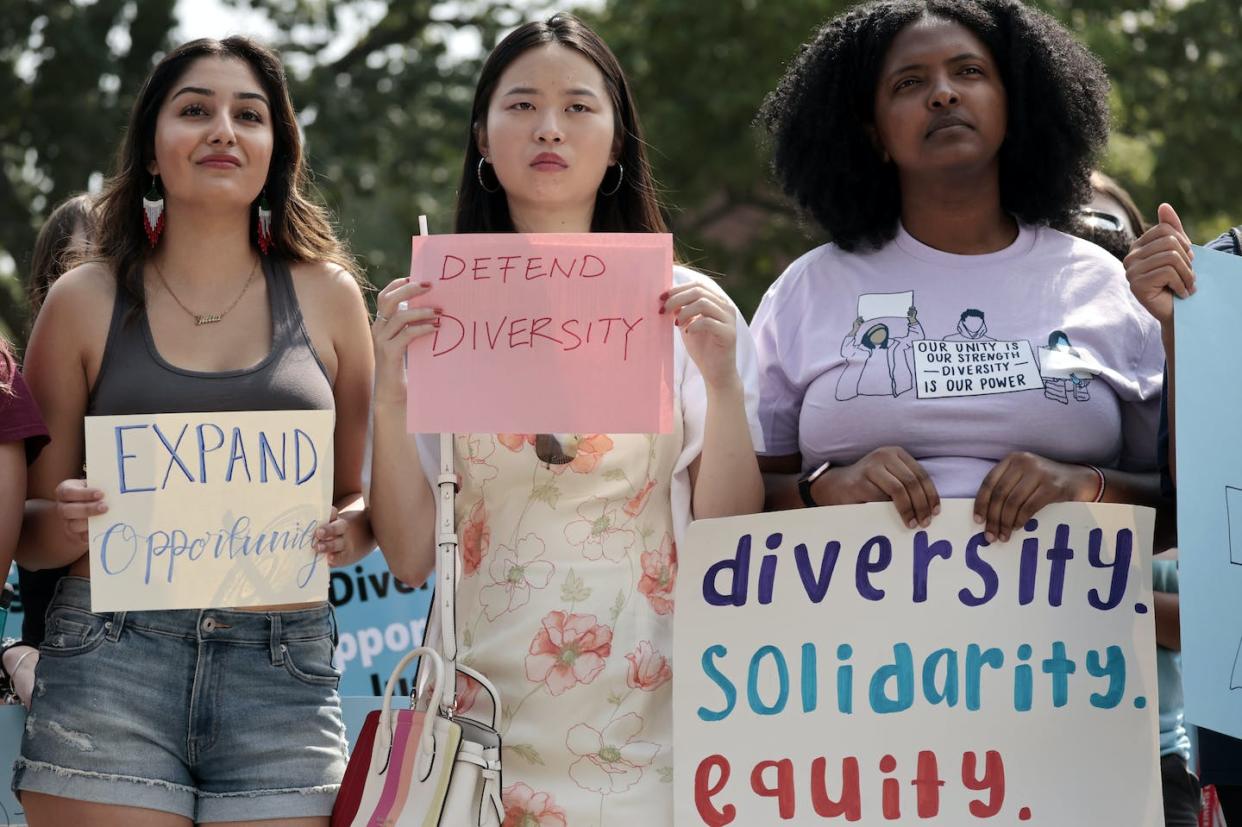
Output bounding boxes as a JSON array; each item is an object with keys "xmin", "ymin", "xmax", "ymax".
[
  {"xmin": 12, "ymin": 758, "xmax": 197, "ymax": 819},
  {"xmin": 12, "ymin": 759, "xmax": 341, "ymax": 822}
]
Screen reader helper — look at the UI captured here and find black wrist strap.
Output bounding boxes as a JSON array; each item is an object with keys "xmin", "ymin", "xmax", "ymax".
[{"xmin": 797, "ymin": 475, "xmax": 819, "ymax": 508}]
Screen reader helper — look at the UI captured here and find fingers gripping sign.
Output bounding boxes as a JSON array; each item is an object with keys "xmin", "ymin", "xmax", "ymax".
[
  {"xmin": 973, "ymin": 452, "xmax": 1099, "ymax": 543},
  {"xmin": 660, "ymin": 282, "xmax": 740, "ymax": 391},
  {"xmin": 1124, "ymin": 202, "xmax": 1196, "ymax": 327},
  {"xmin": 314, "ymin": 505, "xmax": 371, "ymax": 568},
  {"xmin": 56, "ymin": 478, "xmax": 108, "ymax": 547},
  {"xmin": 812, "ymin": 446, "xmax": 941, "ymax": 530},
  {"xmin": 372, "ymin": 278, "xmax": 439, "ymax": 406}
]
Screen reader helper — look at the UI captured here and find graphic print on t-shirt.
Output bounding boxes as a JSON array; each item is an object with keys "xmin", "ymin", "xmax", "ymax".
[
  {"xmin": 838, "ymin": 294, "xmax": 1109, "ymax": 405},
  {"xmin": 907, "ymin": 304, "xmax": 1042, "ymax": 399},
  {"xmin": 835, "ymin": 291, "xmax": 923, "ymax": 400},
  {"xmin": 1037, "ymin": 330, "xmax": 1102, "ymax": 404},
  {"xmin": 943, "ymin": 307, "xmax": 995, "ymax": 342}
]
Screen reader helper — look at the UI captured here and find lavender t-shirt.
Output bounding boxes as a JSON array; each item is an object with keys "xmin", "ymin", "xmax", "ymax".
[{"xmin": 752, "ymin": 223, "xmax": 1163, "ymax": 498}]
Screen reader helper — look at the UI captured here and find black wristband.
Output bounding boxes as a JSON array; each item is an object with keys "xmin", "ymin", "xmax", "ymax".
[{"xmin": 797, "ymin": 460, "xmax": 832, "ymax": 508}]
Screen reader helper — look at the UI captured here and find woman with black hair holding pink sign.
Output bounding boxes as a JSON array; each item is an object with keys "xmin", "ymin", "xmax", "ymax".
[{"xmin": 367, "ymin": 13, "xmax": 763, "ymax": 823}]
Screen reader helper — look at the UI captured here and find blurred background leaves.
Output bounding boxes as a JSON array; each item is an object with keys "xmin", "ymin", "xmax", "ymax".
[{"xmin": 2, "ymin": 0, "xmax": 1239, "ymax": 338}]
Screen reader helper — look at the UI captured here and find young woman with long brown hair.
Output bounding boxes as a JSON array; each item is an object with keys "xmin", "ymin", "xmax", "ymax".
[{"xmin": 13, "ymin": 37, "xmax": 373, "ymax": 825}]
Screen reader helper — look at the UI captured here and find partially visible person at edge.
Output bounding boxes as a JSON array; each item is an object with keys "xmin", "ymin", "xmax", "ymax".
[
  {"xmin": 13, "ymin": 36, "xmax": 373, "ymax": 826},
  {"xmin": 1126, "ymin": 202, "xmax": 1242, "ymax": 824},
  {"xmin": 0, "ymin": 336, "xmax": 50, "ymax": 706},
  {"xmin": 366, "ymin": 13, "xmax": 764, "ymax": 824},
  {"xmin": 28, "ymin": 193, "xmax": 98, "ymax": 323},
  {"xmin": 1062, "ymin": 171, "xmax": 1148, "ymax": 262},
  {"xmin": 0, "ymin": 193, "xmax": 98, "ymax": 708},
  {"xmin": 1061, "ymin": 179, "xmax": 1199, "ymax": 827},
  {"xmin": 753, "ymin": 0, "xmax": 1166, "ymax": 557}
]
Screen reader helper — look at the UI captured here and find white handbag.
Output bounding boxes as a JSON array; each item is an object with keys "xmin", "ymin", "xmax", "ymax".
[{"xmin": 332, "ymin": 433, "xmax": 504, "ymax": 826}]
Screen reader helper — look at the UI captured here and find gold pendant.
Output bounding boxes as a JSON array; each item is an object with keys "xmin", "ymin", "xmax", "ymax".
[{"xmin": 195, "ymin": 313, "xmax": 222, "ymax": 325}]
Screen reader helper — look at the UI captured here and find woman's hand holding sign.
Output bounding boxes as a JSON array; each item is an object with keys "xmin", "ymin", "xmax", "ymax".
[
  {"xmin": 661, "ymin": 282, "xmax": 739, "ymax": 391},
  {"xmin": 973, "ymin": 452, "xmax": 1100, "ymax": 543},
  {"xmin": 315, "ymin": 505, "xmax": 372, "ymax": 567},
  {"xmin": 54, "ymin": 478, "xmax": 107, "ymax": 549},
  {"xmin": 1123, "ymin": 203, "xmax": 1195, "ymax": 329},
  {"xmin": 371, "ymin": 277, "xmax": 439, "ymax": 407},
  {"xmin": 812, "ymin": 446, "xmax": 941, "ymax": 530}
]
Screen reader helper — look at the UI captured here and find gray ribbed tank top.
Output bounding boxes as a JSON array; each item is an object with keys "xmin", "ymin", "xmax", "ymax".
[{"xmin": 88, "ymin": 257, "xmax": 334, "ymax": 415}]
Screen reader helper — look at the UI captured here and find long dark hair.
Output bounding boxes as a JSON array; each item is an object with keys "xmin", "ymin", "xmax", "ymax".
[
  {"xmin": 454, "ymin": 14, "xmax": 667, "ymax": 235},
  {"xmin": 28, "ymin": 193, "xmax": 97, "ymax": 322},
  {"xmin": 93, "ymin": 36, "xmax": 358, "ymax": 312}
]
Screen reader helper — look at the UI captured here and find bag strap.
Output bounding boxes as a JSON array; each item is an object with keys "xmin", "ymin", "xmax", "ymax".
[
  {"xmin": 379, "ymin": 645, "xmax": 444, "ymax": 778},
  {"xmin": 436, "ymin": 432, "xmax": 459, "ymax": 712}
]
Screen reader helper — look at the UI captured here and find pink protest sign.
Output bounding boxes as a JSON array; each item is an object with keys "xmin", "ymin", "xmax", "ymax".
[{"xmin": 406, "ymin": 232, "xmax": 674, "ymax": 434}]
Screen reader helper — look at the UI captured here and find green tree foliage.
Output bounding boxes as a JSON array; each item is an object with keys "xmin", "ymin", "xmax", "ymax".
[
  {"xmin": 248, "ymin": 0, "xmax": 520, "ymax": 277},
  {"xmin": 0, "ymin": 0, "xmax": 176, "ymax": 338},
  {"xmin": 587, "ymin": 0, "xmax": 1242, "ymax": 315},
  {"xmin": 582, "ymin": 0, "xmax": 854, "ymax": 314},
  {"xmin": 0, "ymin": 0, "xmax": 514, "ymax": 339},
  {"xmin": 2, "ymin": 0, "xmax": 1240, "ymax": 341},
  {"xmin": 1042, "ymin": 0, "xmax": 1242, "ymax": 236}
]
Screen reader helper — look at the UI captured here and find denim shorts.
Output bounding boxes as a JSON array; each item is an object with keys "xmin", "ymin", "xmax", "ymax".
[{"xmin": 13, "ymin": 577, "xmax": 347, "ymax": 822}]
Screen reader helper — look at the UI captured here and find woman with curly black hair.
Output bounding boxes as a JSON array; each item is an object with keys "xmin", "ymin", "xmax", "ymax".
[{"xmin": 754, "ymin": 0, "xmax": 1166, "ymax": 548}]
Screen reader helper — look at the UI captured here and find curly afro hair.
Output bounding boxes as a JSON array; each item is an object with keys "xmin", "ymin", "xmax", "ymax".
[{"xmin": 760, "ymin": 0, "xmax": 1110, "ymax": 251}]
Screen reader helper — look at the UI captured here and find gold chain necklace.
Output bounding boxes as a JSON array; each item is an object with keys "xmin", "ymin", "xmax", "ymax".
[{"xmin": 152, "ymin": 256, "xmax": 259, "ymax": 326}]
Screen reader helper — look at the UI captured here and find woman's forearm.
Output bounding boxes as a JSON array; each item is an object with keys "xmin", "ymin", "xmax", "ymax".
[
  {"xmin": 692, "ymin": 380, "xmax": 764, "ymax": 519},
  {"xmin": 1098, "ymin": 469, "xmax": 1164, "ymax": 509},
  {"xmin": 1153, "ymin": 590, "xmax": 1180, "ymax": 651},
  {"xmin": 367, "ymin": 401, "xmax": 437, "ymax": 586},
  {"xmin": 16, "ymin": 498, "xmax": 86, "ymax": 570},
  {"xmin": 0, "ymin": 445, "xmax": 25, "ymax": 575}
]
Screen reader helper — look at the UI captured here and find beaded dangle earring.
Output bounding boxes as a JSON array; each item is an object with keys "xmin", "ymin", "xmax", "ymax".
[
  {"xmin": 256, "ymin": 190, "xmax": 273, "ymax": 254},
  {"xmin": 142, "ymin": 176, "xmax": 165, "ymax": 247}
]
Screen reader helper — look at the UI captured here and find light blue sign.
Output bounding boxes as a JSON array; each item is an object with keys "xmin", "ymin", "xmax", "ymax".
[
  {"xmin": 328, "ymin": 549, "xmax": 433, "ymax": 695},
  {"xmin": 1174, "ymin": 243, "xmax": 1242, "ymax": 737}
]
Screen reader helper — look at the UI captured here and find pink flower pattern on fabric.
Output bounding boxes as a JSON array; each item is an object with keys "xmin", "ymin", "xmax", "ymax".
[
  {"xmin": 566, "ymin": 713, "xmax": 660, "ymax": 794},
  {"xmin": 563, "ymin": 497, "xmax": 636, "ymax": 562},
  {"xmin": 501, "ymin": 782, "xmax": 568, "ymax": 827},
  {"xmin": 451, "ymin": 415, "xmax": 685, "ymax": 821},
  {"xmin": 624, "ymin": 641, "xmax": 672, "ymax": 692},
  {"xmin": 637, "ymin": 535, "xmax": 677, "ymax": 615},
  {"xmin": 623, "ymin": 478, "xmax": 657, "ymax": 517},
  {"xmin": 461, "ymin": 499, "xmax": 490, "ymax": 576},
  {"xmin": 548, "ymin": 434, "xmax": 614, "ymax": 475},
  {"xmin": 525, "ymin": 611, "xmax": 613, "ymax": 696},
  {"xmin": 462, "ymin": 434, "xmax": 500, "ymax": 487},
  {"xmin": 498, "ymin": 433, "xmax": 536, "ymax": 452},
  {"xmin": 480, "ymin": 533, "xmax": 556, "ymax": 620}
]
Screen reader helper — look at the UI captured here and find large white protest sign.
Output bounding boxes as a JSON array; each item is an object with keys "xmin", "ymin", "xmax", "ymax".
[
  {"xmin": 86, "ymin": 410, "xmax": 334, "ymax": 611},
  {"xmin": 674, "ymin": 500, "xmax": 1160, "ymax": 826},
  {"xmin": 913, "ymin": 339, "xmax": 1043, "ymax": 399}
]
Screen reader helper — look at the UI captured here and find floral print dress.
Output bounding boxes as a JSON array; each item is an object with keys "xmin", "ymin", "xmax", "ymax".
[{"xmin": 450, "ymin": 423, "xmax": 683, "ymax": 827}]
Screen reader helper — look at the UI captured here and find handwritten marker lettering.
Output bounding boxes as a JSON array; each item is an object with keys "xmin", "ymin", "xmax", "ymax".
[
  {"xmin": 674, "ymin": 502, "xmax": 1162, "ymax": 824},
  {"xmin": 86, "ymin": 410, "xmax": 335, "ymax": 612},
  {"xmin": 406, "ymin": 233, "xmax": 674, "ymax": 434}
]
